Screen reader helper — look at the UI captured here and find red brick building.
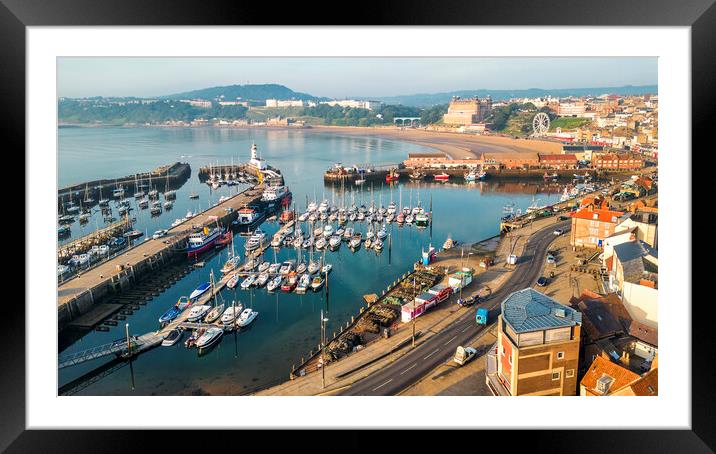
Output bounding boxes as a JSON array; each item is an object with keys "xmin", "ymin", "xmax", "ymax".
[
  {"xmin": 570, "ymin": 205, "xmax": 625, "ymax": 248},
  {"xmin": 592, "ymin": 153, "xmax": 644, "ymax": 170},
  {"xmin": 539, "ymin": 153, "xmax": 578, "ymax": 169}
]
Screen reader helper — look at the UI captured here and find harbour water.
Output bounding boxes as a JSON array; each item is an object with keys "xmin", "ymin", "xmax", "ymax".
[{"xmin": 58, "ymin": 127, "xmax": 565, "ymax": 395}]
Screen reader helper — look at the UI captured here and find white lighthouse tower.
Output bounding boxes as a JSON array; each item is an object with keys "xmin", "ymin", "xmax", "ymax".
[{"xmin": 249, "ymin": 143, "xmax": 267, "ymax": 170}]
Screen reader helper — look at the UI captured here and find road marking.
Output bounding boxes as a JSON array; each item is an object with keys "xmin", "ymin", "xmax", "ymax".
[
  {"xmin": 400, "ymin": 363, "xmax": 418, "ymax": 375},
  {"xmin": 424, "ymin": 348, "xmax": 440, "ymax": 360},
  {"xmin": 444, "ymin": 335, "xmax": 457, "ymax": 346},
  {"xmin": 461, "ymin": 326, "xmax": 471, "ymax": 333},
  {"xmin": 371, "ymin": 378, "xmax": 393, "ymax": 392}
]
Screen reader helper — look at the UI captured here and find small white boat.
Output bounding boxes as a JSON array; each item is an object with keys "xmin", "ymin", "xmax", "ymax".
[
  {"xmin": 329, "ymin": 236, "xmax": 342, "ymax": 250},
  {"xmin": 236, "ymin": 308, "xmax": 258, "ymax": 328},
  {"xmin": 257, "ymin": 261, "xmax": 270, "ymax": 273},
  {"xmin": 266, "ymin": 275, "xmax": 282, "ymax": 292},
  {"xmin": 279, "ymin": 260, "xmax": 295, "ymax": 275},
  {"xmin": 186, "ymin": 305, "xmax": 211, "ymax": 322},
  {"xmin": 323, "ymin": 224, "xmax": 334, "ymax": 236},
  {"xmin": 240, "ymin": 274, "xmax": 256, "ymax": 289},
  {"xmin": 315, "ymin": 237, "xmax": 327, "ymax": 250},
  {"xmin": 162, "ymin": 329, "xmax": 183, "ymax": 347},
  {"xmin": 255, "ymin": 272, "xmax": 270, "ymax": 287},
  {"xmin": 311, "ymin": 275, "xmax": 324, "ymax": 291},
  {"xmin": 221, "ymin": 255, "xmax": 242, "ymax": 274},
  {"xmin": 195, "ymin": 327, "xmax": 223, "ymax": 349},
  {"xmin": 221, "ymin": 303, "xmax": 244, "ymax": 325},
  {"xmin": 268, "ymin": 262, "xmax": 281, "ymax": 274},
  {"xmin": 373, "ymin": 239, "xmax": 384, "ymax": 251},
  {"xmin": 296, "ymin": 273, "xmax": 311, "ymax": 294},
  {"xmin": 377, "ymin": 226, "xmax": 387, "ymax": 240},
  {"xmin": 307, "ymin": 261, "xmax": 320, "ymax": 274},
  {"xmin": 296, "ymin": 262, "xmax": 307, "ymax": 275},
  {"xmin": 321, "ymin": 264, "xmax": 333, "ymax": 275},
  {"xmin": 204, "ymin": 303, "xmax": 226, "ymax": 323},
  {"xmin": 226, "ymin": 273, "xmax": 240, "ymax": 289}
]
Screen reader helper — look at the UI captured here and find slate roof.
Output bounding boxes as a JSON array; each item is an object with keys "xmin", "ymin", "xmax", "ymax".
[
  {"xmin": 614, "ymin": 240, "xmax": 658, "ymax": 283},
  {"xmin": 502, "ymin": 288, "xmax": 582, "ymax": 334}
]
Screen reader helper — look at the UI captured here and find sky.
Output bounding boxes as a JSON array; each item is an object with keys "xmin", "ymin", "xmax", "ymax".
[{"xmin": 57, "ymin": 57, "xmax": 657, "ymax": 99}]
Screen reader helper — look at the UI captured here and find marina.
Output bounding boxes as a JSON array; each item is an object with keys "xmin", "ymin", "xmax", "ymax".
[{"xmin": 57, "ymin": 127, "xmax": 606, "ymax": 396}]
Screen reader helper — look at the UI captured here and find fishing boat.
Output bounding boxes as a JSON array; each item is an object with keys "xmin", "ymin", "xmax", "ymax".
[
  {"xmin": 186, "ymin": 305, "xmax": 212, "ymax": 322},
  {"xmin": 161, "ymin": 329, "xmax": 183, "ymax": 347},
  {"xmin": 343, "ymin": 227, "xmax": 354, "ymax": 241},
  {"xmin": 138, "ymin": 197, "xmax": 149, "ymax": 209},
  {"xmin": 409, "ymin": 170, "xmax": 425, "ymax": 180},
  {"xmin": 215, "ymin": 230, "xmax": 232, "ymax": 248},
  {"xmin": 221, "ymin": 303, "xmax": 244, "ymax": 325},
  {"xmin": 434, "ymin": 172, "xmax": 450, "ymax": 182},
  {"xmin": 195, "ymin": 327, "xmax": 223, "ymax": 349},
  {"xmin": 187, "ymin": 226, "xmax": 223, "ymax": 257},
  {"xmin": 296, "ymin": 274, "xmax": 311, "ymax": 294},
  {"xmin": 266, "ymin": 275, "xmax": 282, "ymax": 292},
  {"xmin": 281, "ymin": 273, "xmax": 298, "ymax": 292},
  {"xmin": 385, "ymin": 169, "xmax": 400, "ymax": 183},
  {"xmin": 189, "ymin": 282, "xmax": 211, "ymax": 301},
  {"xmin": 240, "ymin": 274, "xmax": 256, "ymax": 289},
  {"xmin": 296, "ymin": 261, "xmax": 307, "ymax": 275},
  {"xmin": 163, "ymin": 200, "xmax": 174, "ymax": 209},
  {"xmin": 464, "ymin": 170, "xmax": 478, "ymax": 182},
  {"xmin": 112, "ymin": 185, "xmax": 125, "ymax": 198},
  {"xmin": 236, "ymin": 308, "xmax": 258, "ymax": 328},
  {"xmin": 310, "ymin": 275, "xmax": 324, "ymax": 292},
  {"xmin": 58, "ymin": 225, "xmax": 71, "ymax": 237}
]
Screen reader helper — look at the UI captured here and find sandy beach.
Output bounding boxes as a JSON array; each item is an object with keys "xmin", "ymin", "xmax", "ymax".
[{"xmin": 303, "ymin": 125, "xmax": 564, "ymax": 159}]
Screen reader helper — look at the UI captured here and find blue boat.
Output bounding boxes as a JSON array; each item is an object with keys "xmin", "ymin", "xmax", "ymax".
[
  {"xmin": 158, "ymin": 306, "xmax": 181, "ymax": 324},
  {"xmin": 189, "ymin": 282, "xmax": 211, "ymax": 301},
  {"xmin": 158, "ymin": 296, "xmax": 191, "ymax": 324}
]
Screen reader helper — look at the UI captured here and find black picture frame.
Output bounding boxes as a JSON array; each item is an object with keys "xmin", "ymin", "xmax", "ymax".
[{"xmin": 5, "ymin": 0, "xmax": 708, "ymax": 451}]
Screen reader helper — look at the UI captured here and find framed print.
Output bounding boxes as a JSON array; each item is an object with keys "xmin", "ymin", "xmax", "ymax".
[{"xmin": 6, "ymin": 0, "xmax": 711, "ymax": 451}]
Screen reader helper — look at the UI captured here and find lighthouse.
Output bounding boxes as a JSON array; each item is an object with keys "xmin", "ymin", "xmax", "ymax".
[{"xmin": 249, "ymin": 143, "xmax": 267, "ymax": 170}]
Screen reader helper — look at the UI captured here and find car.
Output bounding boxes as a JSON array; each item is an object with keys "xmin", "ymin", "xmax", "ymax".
[
  {"xmin": 457, "ymin": 296, "xmax": 476, "ymax": 307},
  {"xmin": 546, "ymin": 254, "xmax": 556, "ymax": 264},
  {"xmin": 537, "ymin": 276, "xmax": 550, "ymax": 287},
  {"xmin": 152, "ymin": 229, "xmax": 168, "ymax": 239},
  {"xmin": 553, "ymin": 228, "xmax": 564, "ymax": 236},
  {"xmin": 558, "ymin": 215, "xmax": 570, "ymax": 221}
]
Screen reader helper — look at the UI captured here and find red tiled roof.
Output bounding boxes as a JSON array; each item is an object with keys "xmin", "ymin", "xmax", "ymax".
[
  {"xmin": 570, "ymin": 207, "xmax": 624, "ymax": 223},
  {"xmin": 628, "ymin": 368, "xmax": 658, "ymax": 396},
  {"xmin": 539, "ymin": 153, "xmax": 577, "ymax": 161},
  {"xmin": 580, "ymin": 355, "xmax": 641, "ymax": 394}
]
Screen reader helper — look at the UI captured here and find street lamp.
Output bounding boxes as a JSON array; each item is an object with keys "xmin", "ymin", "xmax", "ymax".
[{"xmin": 320, "ymin": 310, "xmax": 329, "ymax": 389}]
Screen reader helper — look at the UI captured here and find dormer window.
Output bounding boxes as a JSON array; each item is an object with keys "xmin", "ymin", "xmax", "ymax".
[{"xmin": 596, "ymin": 375, "xmax": 614, "ymax": 394}]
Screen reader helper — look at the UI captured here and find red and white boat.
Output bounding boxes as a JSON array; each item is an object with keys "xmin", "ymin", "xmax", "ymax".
[
  {"xmin": 433, "ymin": 172, "xmax": 450, "ymax": 182},
  {"xmin": 385, "ymin": 170, "xmax": 400, "ymax": 183},
  {"xmin": 215, "ymin": 231, "xmax": 232, "ymax": 248},
  {"xmin": 187, "ymin": 221, "xmax": 223, "ymax": 257}
]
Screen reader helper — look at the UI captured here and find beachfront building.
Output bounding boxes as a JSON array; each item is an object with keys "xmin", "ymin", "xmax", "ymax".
[
  {"xmin": 569, "ymin": 204, "xmax": 625, "ymax": 248},
  {"xmin": 320, "ymin": 99, "xmax": 383, "ymax": 110},
  {"xmin": 592, "ymin": 153, "xmax": 644, "ymax": 170},
  {"xmin": 442, "ymin": 96, "xmax": 493, "ymax": 126},
  {"xmin": 538, "ymin": 153, "xmax": 578, "ymax": 169},
  {"xmin": 403, "ymin": 152, "xmax": 480, "ymax": 169},
  {"xmin": 480, "ymin": 152, "xmax": 540, "ymax": 170}
]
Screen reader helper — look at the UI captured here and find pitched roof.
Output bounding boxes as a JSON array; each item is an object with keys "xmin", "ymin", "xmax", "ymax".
[
  {"xmin": 628, "ymin": 368, "xmax": 658, "ymax": 396},
  {"xmin": 613, "ymin": 240, "xmax": 658, "ymax": 283},
  {"xmin": 501, "ymin": 288, "xmax": 582, "ymax": 334},
  {"xmin": 580, "ymin": 355, "xmax": 641, "ymax": 394},
  {"xmin": 575, "ymin": 298, "xmax": 625, "ymax": 342},
  {"xmin": 627, "ymin": 320, "xmax": 658, "ymax": 347},
  {"xmin": 570, "ymin": 207, "xmax": 624, "ymax": 223},
  {"xmin": 539, "ymin": 153, "xmax": 577, "ymax": 161}
]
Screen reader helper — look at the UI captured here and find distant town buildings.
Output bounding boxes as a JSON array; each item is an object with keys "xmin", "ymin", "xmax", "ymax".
[
  {"xmin": 180, "ymin": 99, "xmax": 213, "ymax": 108},
  {"xmin": 442, "ymin": 96, "xmax": 493, "ymax": 126},
  {"xmin": 320, "ymin": 99, "xmax": 383, "ymax": 110},
  {"xmin": 265, "ymin": 99, "xmax": 313, "ymax": 108}
]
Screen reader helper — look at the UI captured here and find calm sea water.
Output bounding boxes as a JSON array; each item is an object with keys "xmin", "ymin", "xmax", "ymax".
[{"xmin": 58, "ymin": 127, "xmax": 564, "ymax": 395}]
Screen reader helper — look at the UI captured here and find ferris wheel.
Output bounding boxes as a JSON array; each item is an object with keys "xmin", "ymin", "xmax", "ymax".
[{"xmin": 532, "ymin": 112, "xmax": 550, "ymax": 136}]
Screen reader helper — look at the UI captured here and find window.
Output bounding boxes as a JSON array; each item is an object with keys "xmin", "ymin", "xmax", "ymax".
[
  {"xmin": 552, "ymin": 371, "xmax": 561, "ymax": 381},
  {"xmin": 557, "ymin": 351, "xmax": 565, "ymax": 360},
  {"xmin": 508, "ymin": 355, "xmax": 512, "ymax": 365},
  {"xmin": 566, "ymin": 369, "xmax": 575, "ymax": 378}
]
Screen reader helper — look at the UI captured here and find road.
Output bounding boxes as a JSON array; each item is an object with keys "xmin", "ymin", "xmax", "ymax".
[{"xmin": 339, "ymin": 219, "xmax": 570, "ymax": 396}]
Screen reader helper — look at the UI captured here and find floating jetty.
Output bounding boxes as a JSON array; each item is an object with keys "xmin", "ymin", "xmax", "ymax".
[
  {"xmin": 58, "ymin": 162, "xmax": 191, "ymax": 210},
  {"xmin": 57, "ymin": 184, "xmax": 267, "ymax": 330}
]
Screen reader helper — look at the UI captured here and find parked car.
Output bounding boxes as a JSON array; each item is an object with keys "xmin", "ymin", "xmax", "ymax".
[
  {"xmin": 457, "ymin": 296, "xmax": 476, "ymax": 307},
  {"xmin": 537, "ymin": 276, "xmax": 550, "ymax": 287},
  {"xmin": 546, "ymin": 254, "xmax": 556, "ymax": 265},
  {"xmin": 553, "ymin": 228, "xmax": 564, "ymax": 236},
  {"xmin": 558, "ymin": 215, "xmax": 570, "ymax": 221},
  {"xmin": 152, "ymin": 229, "xmax": 168, "ymax": 239}
]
